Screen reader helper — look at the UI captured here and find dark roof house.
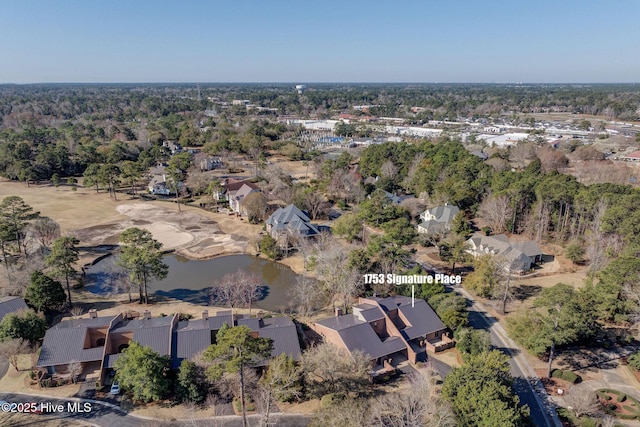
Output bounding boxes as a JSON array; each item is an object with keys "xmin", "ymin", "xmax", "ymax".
[
  {"xmin": 0, "ymin": 296, "xmax": 28, "ymax": 323},
  {"xmin": 37, "ymin": 308, "xmax": 301, "ymax": 383},
  {"xmin": 314, "ymin": 296, "xmax": 453, "ymax": 367},
  {"xmin": 265, "ymin": 204, "xmax": 319, "ymax": 240}
]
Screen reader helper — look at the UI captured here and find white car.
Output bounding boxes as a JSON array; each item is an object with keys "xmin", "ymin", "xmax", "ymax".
[{"xmin": 110, "ymin": 382, "xmax": 120, "ymax": 395}]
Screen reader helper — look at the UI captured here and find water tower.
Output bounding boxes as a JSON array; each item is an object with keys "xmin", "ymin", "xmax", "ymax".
[{"xmin": 295, "ymin": 84, "xmax": 307, "ymax": 94}]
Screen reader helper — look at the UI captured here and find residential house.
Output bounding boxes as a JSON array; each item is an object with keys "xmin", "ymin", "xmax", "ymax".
[
  {"xmin": 200, "ymin": 156, "xmax": 222, "ymax": 171},
  {"xmin": 148, "ymin": 163, "xmax": 181, "ymax": 196},
  {"xmin": 314, "ymin": 296, "xmax": 453, "ymax": 370},
  {"xmin": 162, "ymin": 141, "xmax": 182, "ymax": 155},
  {"xmin": 229, "ymin": 183, "xmax": 260, "ymax": 215},
  {"xmin": 466, "ymin": 233, "xmax": 543, "ymax": 273},
  {"xmin": 417, "ymin": 204, "xmax": 460, "ymax": 234},
  {"xmin": 372, "ymin": 190, "xmax": 415, "ymax": 205},
  {"xmin": 0, "ymin": 296, "xmax": 28, "ymax": 323},
  {"xmin": 265, "ymin": 204, "xmax": 320, "ymax": 245},
  {"xmin": 623, "ymin": 150, "xmax": 640, "ymax": 161},
  {"xmin": 213, "ymin": 178, "xmax": 259, "ymax": 203},
  {"xmin": 37, "ymin": 309, "xmax": 300, "ymax": 385},
  {"xmin": 172, "ymin": 310, "xmax": 300, "ymax": 368}
]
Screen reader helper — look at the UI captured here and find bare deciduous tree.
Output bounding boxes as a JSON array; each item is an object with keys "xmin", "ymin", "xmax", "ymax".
[
  {"xmin": 68, "ymin": 360, "xmax": 82, "ymax": 383},
  {"xmin": 70, "ymin": 305, "xmax": 84, "ymax": 318},
  {"xmin": 401, "ymin": 197, "xmax": 427, "ymax": 220},
  {"xmin": 509, "ymin": 142, "xmax": 537, "ymax": 169},
  {"xmin": 563, "ymin": 387, "xmax": 600, "ymax": 418},
  {"xmin": 301, "ymin": 344, "xmax": 370, "ymax": 397},
  {"xmin": 537, "ymin": 145, "xmax": 569, "ymax": 173},
  {"xmin": 317, "ymin": 245, "xmax": 352, "ymax": 311},
  {"xmin": 104, "ymin": 263, "xmax": 136, "ymax": 302},
  {"xmin": 242, "ymin": 192, "xmax": 268, "ymax": 223},
  {"xmin": 289, "ymin": 276, "xmax": 325, "ymax": 317},
  {"xmin": 30, "ymin": 217, "xmax": 60, "ymax": 253},
  {"xmin": 238, "ymin": 274, "xmax": 262, "ymax": 317},
  {"xmin": 0, "ymin": 338, "xmax": 30, "ymax": 371},
  {"xmin": 337, "ymin": 268, "xmax": 363, "ymax": 314},
  {"xmin": 402, "ymin": 152, "xmax": 425, "ymax": 189},
  {"xmin": 381, "ymin": 160, "xmax": 399, "ymax": 180},
  {"xmin": 210, "ymin": 271, "xmax": 263, "ymax": 320},
  {"xmin": 478, "ymin": 193, "xmax": 513, "ymax": 234},
  {"xmin": 302, "ymin": 190, "xmax": 327, "ymax": 220},
  {"xmin": 370, "ymin": 372, "xmax": 456, "ymax": 427}
]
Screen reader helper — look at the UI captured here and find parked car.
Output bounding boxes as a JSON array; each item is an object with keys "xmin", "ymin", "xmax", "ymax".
[{"xmin": 110, "ymin": 383, "xmax": 120, "ymax": 395}]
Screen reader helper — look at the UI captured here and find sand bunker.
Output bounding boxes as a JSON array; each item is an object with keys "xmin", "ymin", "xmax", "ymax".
[{"xmin": 74, "ymin": 202, "xmax": 258, "ymax": 259}]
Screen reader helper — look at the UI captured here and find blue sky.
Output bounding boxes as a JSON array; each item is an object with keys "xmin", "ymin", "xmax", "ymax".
[{"xmin": 1, "ymin": 0, "xmax": 638, "ymax": 83}]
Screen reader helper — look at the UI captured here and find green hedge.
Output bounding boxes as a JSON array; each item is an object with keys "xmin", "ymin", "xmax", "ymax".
[
  {"xmin": 597, "ymin": 388, "xmax": 640, "ymax": 420},
  {"xmin": 562, "ymin": 370, "xmax": 581, "ymax": 384},
  {"xmin": 551, "ymin": 369, "xmax": 564, "ymax": 378}
]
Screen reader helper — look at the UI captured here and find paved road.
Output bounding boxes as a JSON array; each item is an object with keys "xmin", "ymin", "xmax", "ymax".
[
  {"xmin": 420, "ymin": 261, "xmax": 561, "ymax": 427},
  {"xmin": 460, "ymin": 287, "xmax": 562, "ymax": 427},
  {"xmin": 0, "ymin": 393, "xmax": 310, "ymax": 426}
]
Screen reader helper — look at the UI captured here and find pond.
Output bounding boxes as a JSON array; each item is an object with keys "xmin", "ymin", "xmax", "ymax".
[{"xmin": 84, "ymin": 254, "xmax": 305, "ymax": 312}]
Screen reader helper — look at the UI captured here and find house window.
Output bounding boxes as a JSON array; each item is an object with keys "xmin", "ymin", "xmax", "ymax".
[
  {"xmin": 96, "ymin": 338, "xmax": 105, "ymax": 346},
  {"xmin": 118, "ymin": 344, "xmax": 129, "ymax": 353},
  {"xmin": 373, "ymin": 322, "xmax": 378, "ymax": 328}
]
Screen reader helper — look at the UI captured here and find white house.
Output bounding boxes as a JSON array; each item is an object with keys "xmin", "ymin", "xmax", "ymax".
[
  {"xmin": 466, "ymin": 233, "xmax": 543, "ymax": 273},
  {"xmin": 417, "ymin": 204, "xmax": 460, "ymax": 234}
]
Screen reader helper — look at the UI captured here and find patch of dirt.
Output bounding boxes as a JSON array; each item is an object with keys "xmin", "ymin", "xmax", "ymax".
[{"xmin": 538, "ymin": 372, "xmax": 573, "ymax": 396}]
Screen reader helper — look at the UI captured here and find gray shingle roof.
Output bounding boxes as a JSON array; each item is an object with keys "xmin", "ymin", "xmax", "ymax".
[
  {"xmin": 396, "ymin": 299, "xmax": 446, "ymax": 340},
  {"xmin": 53, "ymin": 316, "xmax": 115, "ymax": 329},
  {"xmin": 467, "ymin": 233, "xmax": 540, "ymax": 271},
  {"xmin": 38, "ymin": 310, "xmax": 300, "ymax": 370},
  {"xmin": 338, "ymin": 323, "xmax": 406, "ymax": 360},
  {"xmin": 353, "ymin": 304, "xmax": 385, "ymax": 322},
  {"xmin": 133, "ymin": 327, "xmax": 171, "ymax": 356},
  {"xmin": 0, "ymin": 296, "xmax": 28, "ymax": 323},
  {"xmin": 267, "ymin": 204, "xmax": 310, "ymax": 225},
  {"xmin": 173, "ymin": 328, "xmax": 212, "ymax": 364},
  {"xmin": 173, "ymin": 314, "xmax": 301, "ymax": 367},
  {"xmin": 109, "ymin": 316, "xmax": 173, "ymax": 333},
  {"xmin": 512, "ymin": 241, "xmax": 543, "ymax": 258},
  {"xmin": 257, "ymin": 317, "xmax": 301, "ymax": 362},
  {"xmin": 37, "ymin": 327, "xmax": 105, "ymax": 367},
  {"xmin": 316, "ymin": 295, "xmax": 448, "ymax": 360},
  {"xmin": 315, "ymin": 314, "xmax": 363, "ymax": 330},
  {"xmin": 419, "ymin": 205, "xmax": 460, "ymax": 229}
]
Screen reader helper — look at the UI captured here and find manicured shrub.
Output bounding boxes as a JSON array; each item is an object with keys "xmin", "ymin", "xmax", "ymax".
[
  {"xmin": 628, "ymin": 350, "xmax": 640, "ymax": 371},
  {"xmin": 562, "ymin": 370, "xmax": 580, "ymax": 384},
  {"xmin": 551, "ymin": 369, "xmax": 564, "ymax": 378}
]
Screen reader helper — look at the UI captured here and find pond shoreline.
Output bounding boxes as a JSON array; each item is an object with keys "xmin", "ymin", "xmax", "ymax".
[{"xmin": 83, "ymin": 253, "xmax": 311, "ymax": 313}]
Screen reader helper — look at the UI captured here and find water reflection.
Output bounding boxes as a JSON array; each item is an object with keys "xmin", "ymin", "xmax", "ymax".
[{"xmin": 84, "ymin": 254, "xmax": 305, "ymax": 312}]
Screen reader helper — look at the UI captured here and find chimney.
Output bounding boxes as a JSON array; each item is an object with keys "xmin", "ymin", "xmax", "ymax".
[
  {"xmin": 335, "ymin": 308, "xmax": 344, "ymax": 317},
  {"xmin": 143, "ymin": 310, "xmax": 151, "ymax": 320},
  {"xmin": 202, "ymin": 310, "xmax": 209, "ymax": 321},
  {"xmin": 88, "ymin": 309, "xmax": 97, "ymax": 319}
]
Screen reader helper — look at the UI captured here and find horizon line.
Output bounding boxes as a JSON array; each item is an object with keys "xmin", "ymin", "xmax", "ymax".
[{"xmin": 1, "ymin": 81, "xmax": 639, "ymax": 86}]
